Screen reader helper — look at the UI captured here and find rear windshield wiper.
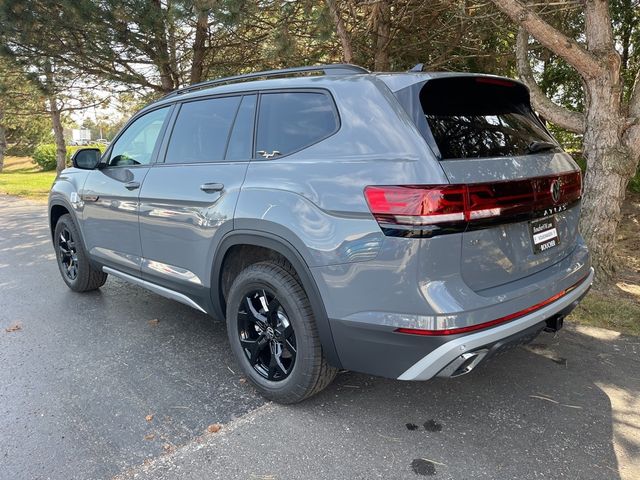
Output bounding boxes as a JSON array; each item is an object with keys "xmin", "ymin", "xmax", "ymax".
[{"xmin": 526, "ymin": 140, "xmax": 559, "ymax": 154}]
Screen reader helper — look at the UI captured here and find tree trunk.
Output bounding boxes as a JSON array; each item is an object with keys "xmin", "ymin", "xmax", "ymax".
[
  {"xmin": 190, "ymin": 6, "xmax": 209, "ymax": 84},
  {"xmin": 151, "ymin": 0, "xmax": 179, "ymax": 93},
  {"xmin": 580, "ymin": 74, "xmax": 639, "ymax": 282},
  {"xmin": 491, "ymin": 0, "xmax": 640, "ymax": 285},
  {"xmin": 49, "ymin": 96, "xmax": 66, "ymax": 174},
  {"xmin": 0, "ymin": 123, "xmax": 6, "ymax": 174},
  {"xmin": 373, "ymin": 0, "xmax": 391, "ymax": 71},
  {"xmin": 326, "ymin": 0, "xmax": 354, "ymax": 63},
  {"xmin": 580, "ymin": 144, "xmax": 635, "ymax": 281}
]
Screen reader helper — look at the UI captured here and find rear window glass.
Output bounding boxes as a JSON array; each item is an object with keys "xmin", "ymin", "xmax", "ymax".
[
  {"xmin": 256, "ymin": 92, "xmax": 338, "ymax": 157},
  {"xmin": 225, "ymin": 94, "xmax": 256, "ymax": 161},
  {"xmin": 165, "ymin": 96, "xmax": 241, "ymax": 164},
  {"xmin": 419, "ymin": 78, "xmax": 556, "ymax": 160}
]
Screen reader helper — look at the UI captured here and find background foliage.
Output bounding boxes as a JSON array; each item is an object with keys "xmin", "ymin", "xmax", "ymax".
[{"xmin": 32, "ymin": 144, "xmax": 107, "ymax": 171}]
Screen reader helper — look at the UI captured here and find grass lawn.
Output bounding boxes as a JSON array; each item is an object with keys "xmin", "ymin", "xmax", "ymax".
[
  {"xmin": 569, "ymin": 291, "xmax": 640, "ymax": 336},
  {"xmin": 0, "ymin": 156, "xmax": 56, "ymax": 201}
]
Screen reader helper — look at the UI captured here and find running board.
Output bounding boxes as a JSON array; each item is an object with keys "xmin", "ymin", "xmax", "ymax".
[{"xmin": 102, "ymin": 267, "xmax": 207, "ymax": 314}]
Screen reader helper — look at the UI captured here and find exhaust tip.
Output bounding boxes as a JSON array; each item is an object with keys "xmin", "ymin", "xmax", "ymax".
[{"xmin": 437, "ymin": 349, "xmax": 488, "ymax": 378}]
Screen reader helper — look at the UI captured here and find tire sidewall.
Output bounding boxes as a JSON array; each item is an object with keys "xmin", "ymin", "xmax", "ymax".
[{"xmin": 226, "ymin": 265, "xmax": 318, "ymax": 398}]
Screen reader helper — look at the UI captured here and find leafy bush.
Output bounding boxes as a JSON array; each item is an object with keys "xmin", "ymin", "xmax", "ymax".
[
  {"xmin": 32, "ymin": 144, "xmax": 58, "ymax": 171},
  {"xmin": 32, "ymin": 143, "xmax": 107, "ymax": 171}
]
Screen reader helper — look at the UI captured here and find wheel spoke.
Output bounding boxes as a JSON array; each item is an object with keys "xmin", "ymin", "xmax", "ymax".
[
  {"xmin": 244, "ymin": 296, "xmax": 268, "ymax": 328},
  {"xmin": 267, "ymin": 341, "xmax": 288, "ymax": 380},
  {"xmin": 267, "ymin": 355, "xmax": 276, "ymax": 380},
  {"xmin": 274, "ymin": 351, "xmax": 288, "ymax": 377},
  {"xmin": 266, "ymin": 299, "xmax": 281, "ymax": 326},
  {"xmin": 284, "ymin": 338, "xmax": 297, "ymax": 355},
  {"xmin": 278, "ymin": 325, "xmax": 294, "ymax": 340},
  {"xmin": 259, "ymin": 290, "xmax": 270, "ymax": 313},
  {"xmin": 241, "ymin": 335, "xmax": 268, "ymax": 365}
]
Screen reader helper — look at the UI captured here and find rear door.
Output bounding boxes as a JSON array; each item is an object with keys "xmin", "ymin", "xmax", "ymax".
[
  {"xmin": 396, "ymin": 76, "xmax": 582, "ymax": 291},
  {"xmin": 138, "ymin": 94, "xmax": 256, "ymax": 294}
]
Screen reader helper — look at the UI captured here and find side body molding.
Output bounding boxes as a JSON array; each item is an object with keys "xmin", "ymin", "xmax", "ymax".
[{"xmin": 211, "ymin": 230, "xmax": 342, "ymax": 369}]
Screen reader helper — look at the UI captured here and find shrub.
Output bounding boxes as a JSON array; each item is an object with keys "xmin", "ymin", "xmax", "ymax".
[
  {"xmin": 32, "ymin": 144, "xmax": 58, "ymax": 171},
  {"xmin": 32, "ymin": 143, "xmax": 107, "ymax": 171}
]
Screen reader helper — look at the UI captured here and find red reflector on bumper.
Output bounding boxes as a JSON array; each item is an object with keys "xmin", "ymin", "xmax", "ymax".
[{"xmin": 395, "ymin": 275, "xmax": 587, "ymax": 336}]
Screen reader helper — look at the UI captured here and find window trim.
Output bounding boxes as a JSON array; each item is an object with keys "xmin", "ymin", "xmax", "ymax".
[
  {"xmin": 253, "ymin": 88, "xmax": 341, "ymax": 161},
  {"xmin": 158, "ymin": 92, "xmax": 257, "ymax": 166},
  {"xmin": 100, "ymin": 104, "xmax": 174, "ymax": 169},
  {"xmin": 223, "ymin": 94, "xmax": 257, "ymax": 161}
]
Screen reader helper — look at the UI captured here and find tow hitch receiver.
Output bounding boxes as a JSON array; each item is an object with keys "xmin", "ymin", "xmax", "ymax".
[{"xmin": 544, "ymin": 315, "xmax": 564, "ymax": 333}]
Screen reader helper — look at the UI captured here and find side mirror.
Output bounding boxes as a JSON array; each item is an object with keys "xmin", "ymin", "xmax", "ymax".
[{"xmin": 71, "ymin": 148, "xmax": 102, "ymax": 170}]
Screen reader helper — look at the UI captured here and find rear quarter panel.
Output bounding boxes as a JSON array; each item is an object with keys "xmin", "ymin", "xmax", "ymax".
[{"xmin": 235, "ymin": 77, "xmax": 448, "ymax": 267}]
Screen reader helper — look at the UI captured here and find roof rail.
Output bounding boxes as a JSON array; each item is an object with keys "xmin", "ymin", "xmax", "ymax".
[{"xmin": 162, "ymin": 64, "xmax": 369, "ymax": 100}]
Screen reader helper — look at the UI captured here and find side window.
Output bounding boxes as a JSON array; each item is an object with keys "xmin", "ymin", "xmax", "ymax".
[
  {"xmin": 165, "ymin": 96, "xmax": 241, "ymax": 164},
  {"xmin": 108, "ymin": 107, "xmax": 169, "ymax": 167},
  {"xmin": 256, "ymin": 92, "xmax": 338, "ymax": 157},
  {"xmin": 225, "ymin": 94, "xmax": 256, "ymax": 161}
]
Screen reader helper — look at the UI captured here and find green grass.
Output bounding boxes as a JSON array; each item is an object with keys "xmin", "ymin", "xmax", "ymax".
[
  {"xmin": 0, "ymin": 156, "xmax": 56, "ymax": 201},
  {"xmin": 568, "ymin": 291, "xmax": 640, "ymax": 337}
]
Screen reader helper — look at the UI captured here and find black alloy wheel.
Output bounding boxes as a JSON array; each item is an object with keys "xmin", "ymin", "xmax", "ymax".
[
  {"xmin": 237, "ymin": 289, "xmax": 297, "ymax": 381},
  {"xmin": 57, "ymin": 226, "xmax": 79, "ymax": 281},
  {"xmin": 53, "ymin": 213, "xmax": 108, "ymax": 292},
  {"xmin": 226, "ymin": 260, "xmax": 337, "ymax": 403}
]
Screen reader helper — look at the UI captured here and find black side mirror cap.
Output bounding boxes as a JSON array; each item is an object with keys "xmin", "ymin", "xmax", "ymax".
[{"xmin": 71, "ymin": 148, "xmax": 102, "ymax": 170}]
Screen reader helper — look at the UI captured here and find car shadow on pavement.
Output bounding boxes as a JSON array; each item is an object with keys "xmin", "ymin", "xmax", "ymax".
[
  {"xmin": 116, "ymin": 315, "xmax": 639, "ymax": 480},
  {"xmin": 273, "ymin": 325, "xmax": 638, "ymax": 479}
]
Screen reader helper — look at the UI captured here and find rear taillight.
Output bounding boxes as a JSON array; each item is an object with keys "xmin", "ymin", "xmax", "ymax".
[{"xmin": 364, "ymin": 171, "xmax": 581, "ymax": 237}]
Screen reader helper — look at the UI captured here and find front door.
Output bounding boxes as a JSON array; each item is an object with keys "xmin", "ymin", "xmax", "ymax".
[
  {"xmin": 138, "ymin": 94, "xmax": 256, "ymax": 299},
  {"xmin": 80, "ymin": 106, "xmax": 172, "ymax": 277}
]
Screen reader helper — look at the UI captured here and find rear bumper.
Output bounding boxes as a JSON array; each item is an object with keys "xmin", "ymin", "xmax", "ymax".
[
  {"xmin": 326, "ymin": 266, "xmax": 593, "ymax": 380},
  {"xmin": 397, "ymin": 267, "xmax": 593, "ymax": 380}
]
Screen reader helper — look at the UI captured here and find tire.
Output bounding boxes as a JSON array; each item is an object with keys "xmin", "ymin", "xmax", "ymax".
[
  {"xmin": 226, "ymin": 260, "xmax": 337, "ymax": 404},
  {"xmin": 53, "ymin": 214, "xmax": 108, "ymax": 292}
]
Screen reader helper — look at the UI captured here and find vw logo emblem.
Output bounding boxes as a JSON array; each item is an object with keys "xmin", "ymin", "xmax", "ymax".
[{"xmin": 550, "ymin": 179, "xmax": 561, "ymax": 204}]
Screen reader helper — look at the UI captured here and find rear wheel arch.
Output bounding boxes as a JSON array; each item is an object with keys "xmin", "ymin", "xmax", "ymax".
[{"xmin": 211, "ymin": 231, "xmax": 342, "ymax": 368}]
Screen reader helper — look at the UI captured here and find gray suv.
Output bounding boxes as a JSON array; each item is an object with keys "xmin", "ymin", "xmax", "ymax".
[{"xmin": 49, "ymin": 64, "xmax": 593, "ymax": 403}]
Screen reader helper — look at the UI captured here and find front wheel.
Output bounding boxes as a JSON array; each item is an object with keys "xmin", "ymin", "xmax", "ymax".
[
  {"xmin": 226, "ymin": 261, "xmax": 337, "ymax": 404},
  {"xmin": 53, "ymin": 214, "xmax": 107, "ymax": 292}
]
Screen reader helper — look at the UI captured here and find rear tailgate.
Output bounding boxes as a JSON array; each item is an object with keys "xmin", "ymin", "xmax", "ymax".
[
  {"xmin": 441, "ymin": 157, "xmax": 581, "ymax": 292},
  {"xmin": 391, "ymin": 74, "xmax": 583, "ymax": 292}
]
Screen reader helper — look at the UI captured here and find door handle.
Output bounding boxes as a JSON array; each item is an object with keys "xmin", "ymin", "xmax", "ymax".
[
  {"xmin": 200, "ymin": 183, "xmax": 224, "ymax": 193},
  {"xmin": 124, "ymin": 181, "xmax": 140, "ymax": 191}
]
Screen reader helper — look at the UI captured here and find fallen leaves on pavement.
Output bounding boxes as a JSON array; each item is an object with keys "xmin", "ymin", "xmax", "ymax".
[
  {"xmin": 145, "ymin": 414, "xmax": 154, "ymax": 422},
  {"xmin": 144, "ymin": 433, "xmax": 155, "ymax": 441},
  {"xmin": 162, "ymin": 443, "xmax": 174, "ymax": 454},
  {"xmin": 147, "ymin": 319, "xmax": 160, "ymax": 327},
  {"xmin": 207, "ymin": 423, "xmax": 222, "ymax": 433},
  {"xmin": 5, "ymin": 322, "xmax": 22, "ymax": 333}
]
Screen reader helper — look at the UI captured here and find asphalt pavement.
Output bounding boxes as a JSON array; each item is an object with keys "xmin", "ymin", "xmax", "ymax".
[{"xmin": 1, "ymin": 195, "xmax": 639, "ymax": 480}]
